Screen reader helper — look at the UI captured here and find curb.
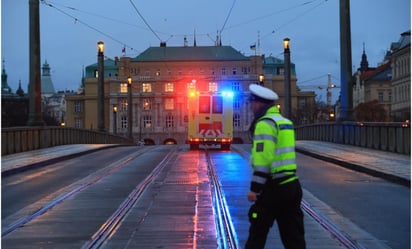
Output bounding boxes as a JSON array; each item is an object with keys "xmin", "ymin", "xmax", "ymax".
[
  {"xmin": 1, "ymin": 144, "xmax": 127, "ymax": 177},
  {"xmin": 295, "ymin": 148, "xmax": 410, "ymax": 188}
]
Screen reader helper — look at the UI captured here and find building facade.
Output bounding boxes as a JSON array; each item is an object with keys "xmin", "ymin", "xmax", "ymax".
[
  {"xmin": 66, "ymin": 44, "xmax": 313, "ymax": 145},
  {"xmin": 353, "ymin": 31, "xmax": 411, "ymax": 122},
  {"xmin": 390, "ymin": 31, "xmax": 411, "ymax": 122}
]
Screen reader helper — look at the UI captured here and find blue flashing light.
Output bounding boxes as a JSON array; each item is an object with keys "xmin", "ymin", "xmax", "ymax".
[{"xmin": 222, "ymin": 91, "xmax": 234, "ymax": 98}]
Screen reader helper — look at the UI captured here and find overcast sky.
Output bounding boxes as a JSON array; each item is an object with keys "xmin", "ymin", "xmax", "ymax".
[{"xmin": 2, "ymin": 0, "xmax": 410, "ymax": 103}]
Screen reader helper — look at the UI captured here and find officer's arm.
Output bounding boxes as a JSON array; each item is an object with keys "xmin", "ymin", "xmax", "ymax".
[{"xmin": 250, "ymin": 120, "xmax": 277, "ymax": 193}]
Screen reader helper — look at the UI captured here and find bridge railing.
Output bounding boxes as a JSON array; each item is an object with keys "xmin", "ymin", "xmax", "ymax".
[
  {"xmin": 1, "ymin": 126, "xmax": 135, "ymax": 156},
  {"xmin": 295, "ymin": 122, "xmax": 410, "ymax": 155}
]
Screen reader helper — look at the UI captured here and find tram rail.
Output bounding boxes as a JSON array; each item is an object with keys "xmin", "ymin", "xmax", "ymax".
[
  {"xmin": 82, "ymin": 147, "xmax": 178, "ymax": 249},
  {"xmin": 205, "ymin": 147, "xmax": 239, "ymax": 249},
  {"xmin": 1, "ymin": 146, "xmax": 156, "ymax": 238}
]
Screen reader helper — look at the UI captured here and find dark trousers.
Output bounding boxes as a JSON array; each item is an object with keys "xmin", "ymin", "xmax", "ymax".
[{"xmin": 245, "ymin": 179, "xmax": 306, "ymax": 249}]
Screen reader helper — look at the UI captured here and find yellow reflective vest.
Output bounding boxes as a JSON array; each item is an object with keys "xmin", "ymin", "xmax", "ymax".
[{"xmin": 250, "ymin": 106, "xmax": 298, "ymax": 193}]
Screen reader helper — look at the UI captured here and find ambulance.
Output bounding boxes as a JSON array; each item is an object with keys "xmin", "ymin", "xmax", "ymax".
[{"xmin": 187, "ymin": 80, "xmax": 234, "ymax": 150}]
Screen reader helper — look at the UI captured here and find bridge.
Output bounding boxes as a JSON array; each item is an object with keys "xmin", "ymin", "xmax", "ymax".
[{"xmin": 2, "ymin": 122, "xmax": 410, "ymax": 156}]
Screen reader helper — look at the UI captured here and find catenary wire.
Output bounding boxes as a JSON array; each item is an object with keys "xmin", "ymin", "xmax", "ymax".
[{"xmin": 41, "ymin": 0, "xmax": 140, "ymax": 55}]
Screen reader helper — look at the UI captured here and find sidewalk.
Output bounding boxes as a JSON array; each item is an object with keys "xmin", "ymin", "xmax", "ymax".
[
  {"xmin": 295, "ymin": 140, "xmax": 410, "ymax": 187},
  {"xmin": 1, "ymin": 144, "xmax": 121, "ymax": 176}
]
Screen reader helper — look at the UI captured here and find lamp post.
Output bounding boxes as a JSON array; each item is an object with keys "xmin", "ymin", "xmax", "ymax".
[
  {"xmin": 27, "ymin": 0, "xmax": 44, "ymax": 126},
  {"xmin": 97, "ymin": 41, "xmax": 105, "ymax": 131},
  {"xmin": 113, "ymin": 105, "xmax": 117, "ymax": 134},
  {"xmin": 127, "ymin": 76, "xmax": 133, "ymax": 139},
  {"xmin": 258, "ymin": 74, "xmax": 264, "ymax": 86},
  {"xmin": 339, "ymin": 0, "xmax": 353, "ymax": 121},
  {"xmin": 283, "ymin": 38, "xmax": 292, "ymax": 119}
]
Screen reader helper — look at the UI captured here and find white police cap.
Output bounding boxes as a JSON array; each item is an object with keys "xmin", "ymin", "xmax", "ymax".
[{"xmin": 249, "ymin": 84, "xmax": 279, "ymax": 102}]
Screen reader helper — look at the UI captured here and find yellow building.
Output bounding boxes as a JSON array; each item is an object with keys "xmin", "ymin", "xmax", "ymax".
[{"xmin": 66, "ymin": 44, "xmax": 314, "ymax": 145}]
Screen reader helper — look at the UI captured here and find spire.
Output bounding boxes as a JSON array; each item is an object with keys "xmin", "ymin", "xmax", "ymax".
[
  {"xmin": 2, "ymin": 59, "xmax": 12, "ymax": 94},
  {"xmin": 194, "ymin": 29, "xmax": 197, "ymax": 47},
  {"xmin": 360, "ymin": 42, "xmax": 369, "ymax": 72},
  {"xmin": 16, "ymin": 79, "xmax": 25, "ymax": 96}
]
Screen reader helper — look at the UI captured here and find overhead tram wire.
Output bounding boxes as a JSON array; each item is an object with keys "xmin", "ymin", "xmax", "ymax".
[
  {"xmin": 260, "ymin": 0, "xmax": 328, "ymax": 40},
  {"xmin": 272, "ymin": 0, "xmax": 328, "ymax": 33},
  {"xmin": 41, "ymin": 0, "xmax": 139, "ymax": 55},
  {"xmin": 42, "ymin": 0, "xmax": 148, "ymax": 32},
  {"xmin": 129, "ymin": 0, "xmax": 162, "ymax": 42},
  {"xmin": 224, "ymin": 0, "xmax": 323, "ymax": 32},
  {"xmin": 219, "ymin": 0, "xmax": 237, "ymax": 35}
]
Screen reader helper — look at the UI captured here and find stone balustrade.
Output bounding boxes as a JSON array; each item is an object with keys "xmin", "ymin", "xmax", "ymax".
[
  {"xmin": 1, "ymin": 126, "xmax": 135, "ymax": 156},
  {"xmin": 295, "ymin": 122, "xmax": 410, "ymax": 155}
]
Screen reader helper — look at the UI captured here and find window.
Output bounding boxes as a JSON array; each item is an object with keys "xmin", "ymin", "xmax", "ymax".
[
  {"xmin": 233, "ymin": 97, "xmax": 240, "ymax": 109},
  {"xmin": 232, "ymin": 67, "xmax": 237, "ymax": 75},
  {"xmin": 120, "ymin": 83, "xmax": 127, "ymax": 93},
  {"xmin": 378, "ymin": 92, "xmax": 384, "ymax": 102},
  {"xmin": 188, "ymin": 81, "xmax": 196, "ymax": 91},
  {"xmin": 166, "ymin": 115, "xmax": 174, "ymax": 128},
  {"xmin": 165, "ymin": 82, "xmax": 174, "ymax": 92},
  {"xmin": 143, "ymin": 115, "xmax": 152, "ymax": 128},
  {"xmin": 121, "ymin": 116, "xmax": 128, "ymax": 128},
  {"xmin": 232, "ymin": 82, "xmax": 240, "ymax": 91},
  {"xmin": 221, "ymin": 68, "xmax": 226, "ymax": 75},
  {"xmin": 241, "ymin": 66, "xmax": 248, "ymax": 74},
  {"xmin": 278, "ymin": 67, "xmax": 285, "ymax": 75},
  {"xmin": 165, "ymin": 98, "xmax": 174, "ymax": 110},
  {"xmin": 74, "ymin": 101, "xmax": 82, "ymax": 113},
  {"xmin": 213, "ymin": 96, "xmax": 223, "ymax": 114},
  {"xmin": 94, "ymin": 70, "xmax": 98, "ymax": 78},
  {"xmin": 144, "ymin": 70, "xmax": 150, "ymax": 76},
  {"xmin": 233, "ymin": 113, "xmax": 240, "ymax": 127},
  {"xmin": 120, "ymin": 98, "xmax": 128, "ymax": 111},
  {"xmin": 209, "ymin": 82, "xmax": 218, "ymax": 92},
  {"xmin": 199, "ymin": 96, "xmax": 210, "ymax": 113},
  {"xmin": 156, "ymin": 69, "xmax": 160, "ymax": 76},
  {"xmin": 75, "ymin": 118, "xmax": 82, "ymax": 128},
  {"xmin": 142, "ymin": 83, "xmax": 152, "ymax": 92},
  {"xmin": 143, "ymin": 98, "xmax": 151, "ymax": 110}
]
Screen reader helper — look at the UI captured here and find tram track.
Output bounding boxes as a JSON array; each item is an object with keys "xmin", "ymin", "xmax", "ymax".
[
  {"xmin": 231, "ymin": 144, "xmax": 367, "ymax": 249},
  {"xmin": 205, "ymin": 147, "xmax": 239, "ymax": 249},
  {"xmin": 2, "ymin": 146, "xmax": 157, "ymax": 238},
  {"xmin": 81, "ymin": 146, "xmax": 178, "ymax": 249}
]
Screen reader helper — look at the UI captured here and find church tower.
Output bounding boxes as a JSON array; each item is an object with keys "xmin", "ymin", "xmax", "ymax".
[
  {"xmin": 359, "ymin": 43, "xmax": 369, "ymax": 72},
  {"xmin": 41, "ymin": 60, "xmax": 56, "ymax": 95},
  {"xmin": 1, "ymin": 59, "xmax": 13, "ymax": 95}
]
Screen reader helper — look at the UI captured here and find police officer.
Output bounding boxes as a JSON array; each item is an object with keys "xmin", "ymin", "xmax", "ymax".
[{"xmin": 245, "ymin": 84, "xmax": 306, "ymax": 249}]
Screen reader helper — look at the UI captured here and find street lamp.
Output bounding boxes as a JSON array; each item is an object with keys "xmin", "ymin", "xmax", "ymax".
[
  {"xmin": 113, "ymin": 105, "xmax": 117, "ymax": 134},
  {"xmin": 127, "ymin": 76, "xmax": 133, "ymax": 139},
  {"xmin": 283, "ymin": 38, "xmax": 291, "ymax": 119},
  {"xmin": 97, "ymin": 41, "xmax": 105, "ymax": 131},
  {"xmin": 258, "ymin": 74, "xmax": 264, "ymax": 86}
]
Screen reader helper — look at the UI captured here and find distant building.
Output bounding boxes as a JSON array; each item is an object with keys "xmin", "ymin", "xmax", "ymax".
[
  {"xmin": 1, "ymin": 60, "xmax": 29, "ymax": 127},
  {"xmin": 390, "ymin": 31, "xmax": 411, "ymax": 122},
  {"xmin": 39, "ymin": 60, "xmax": 75, "ymax": 125},
  {"xmin": 1, "ymin": 59, "xmax": 75, "ymax": 127},
  {"xmin": 65, "ymin": 43, "xmax": 315, "ymax": 144}
]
